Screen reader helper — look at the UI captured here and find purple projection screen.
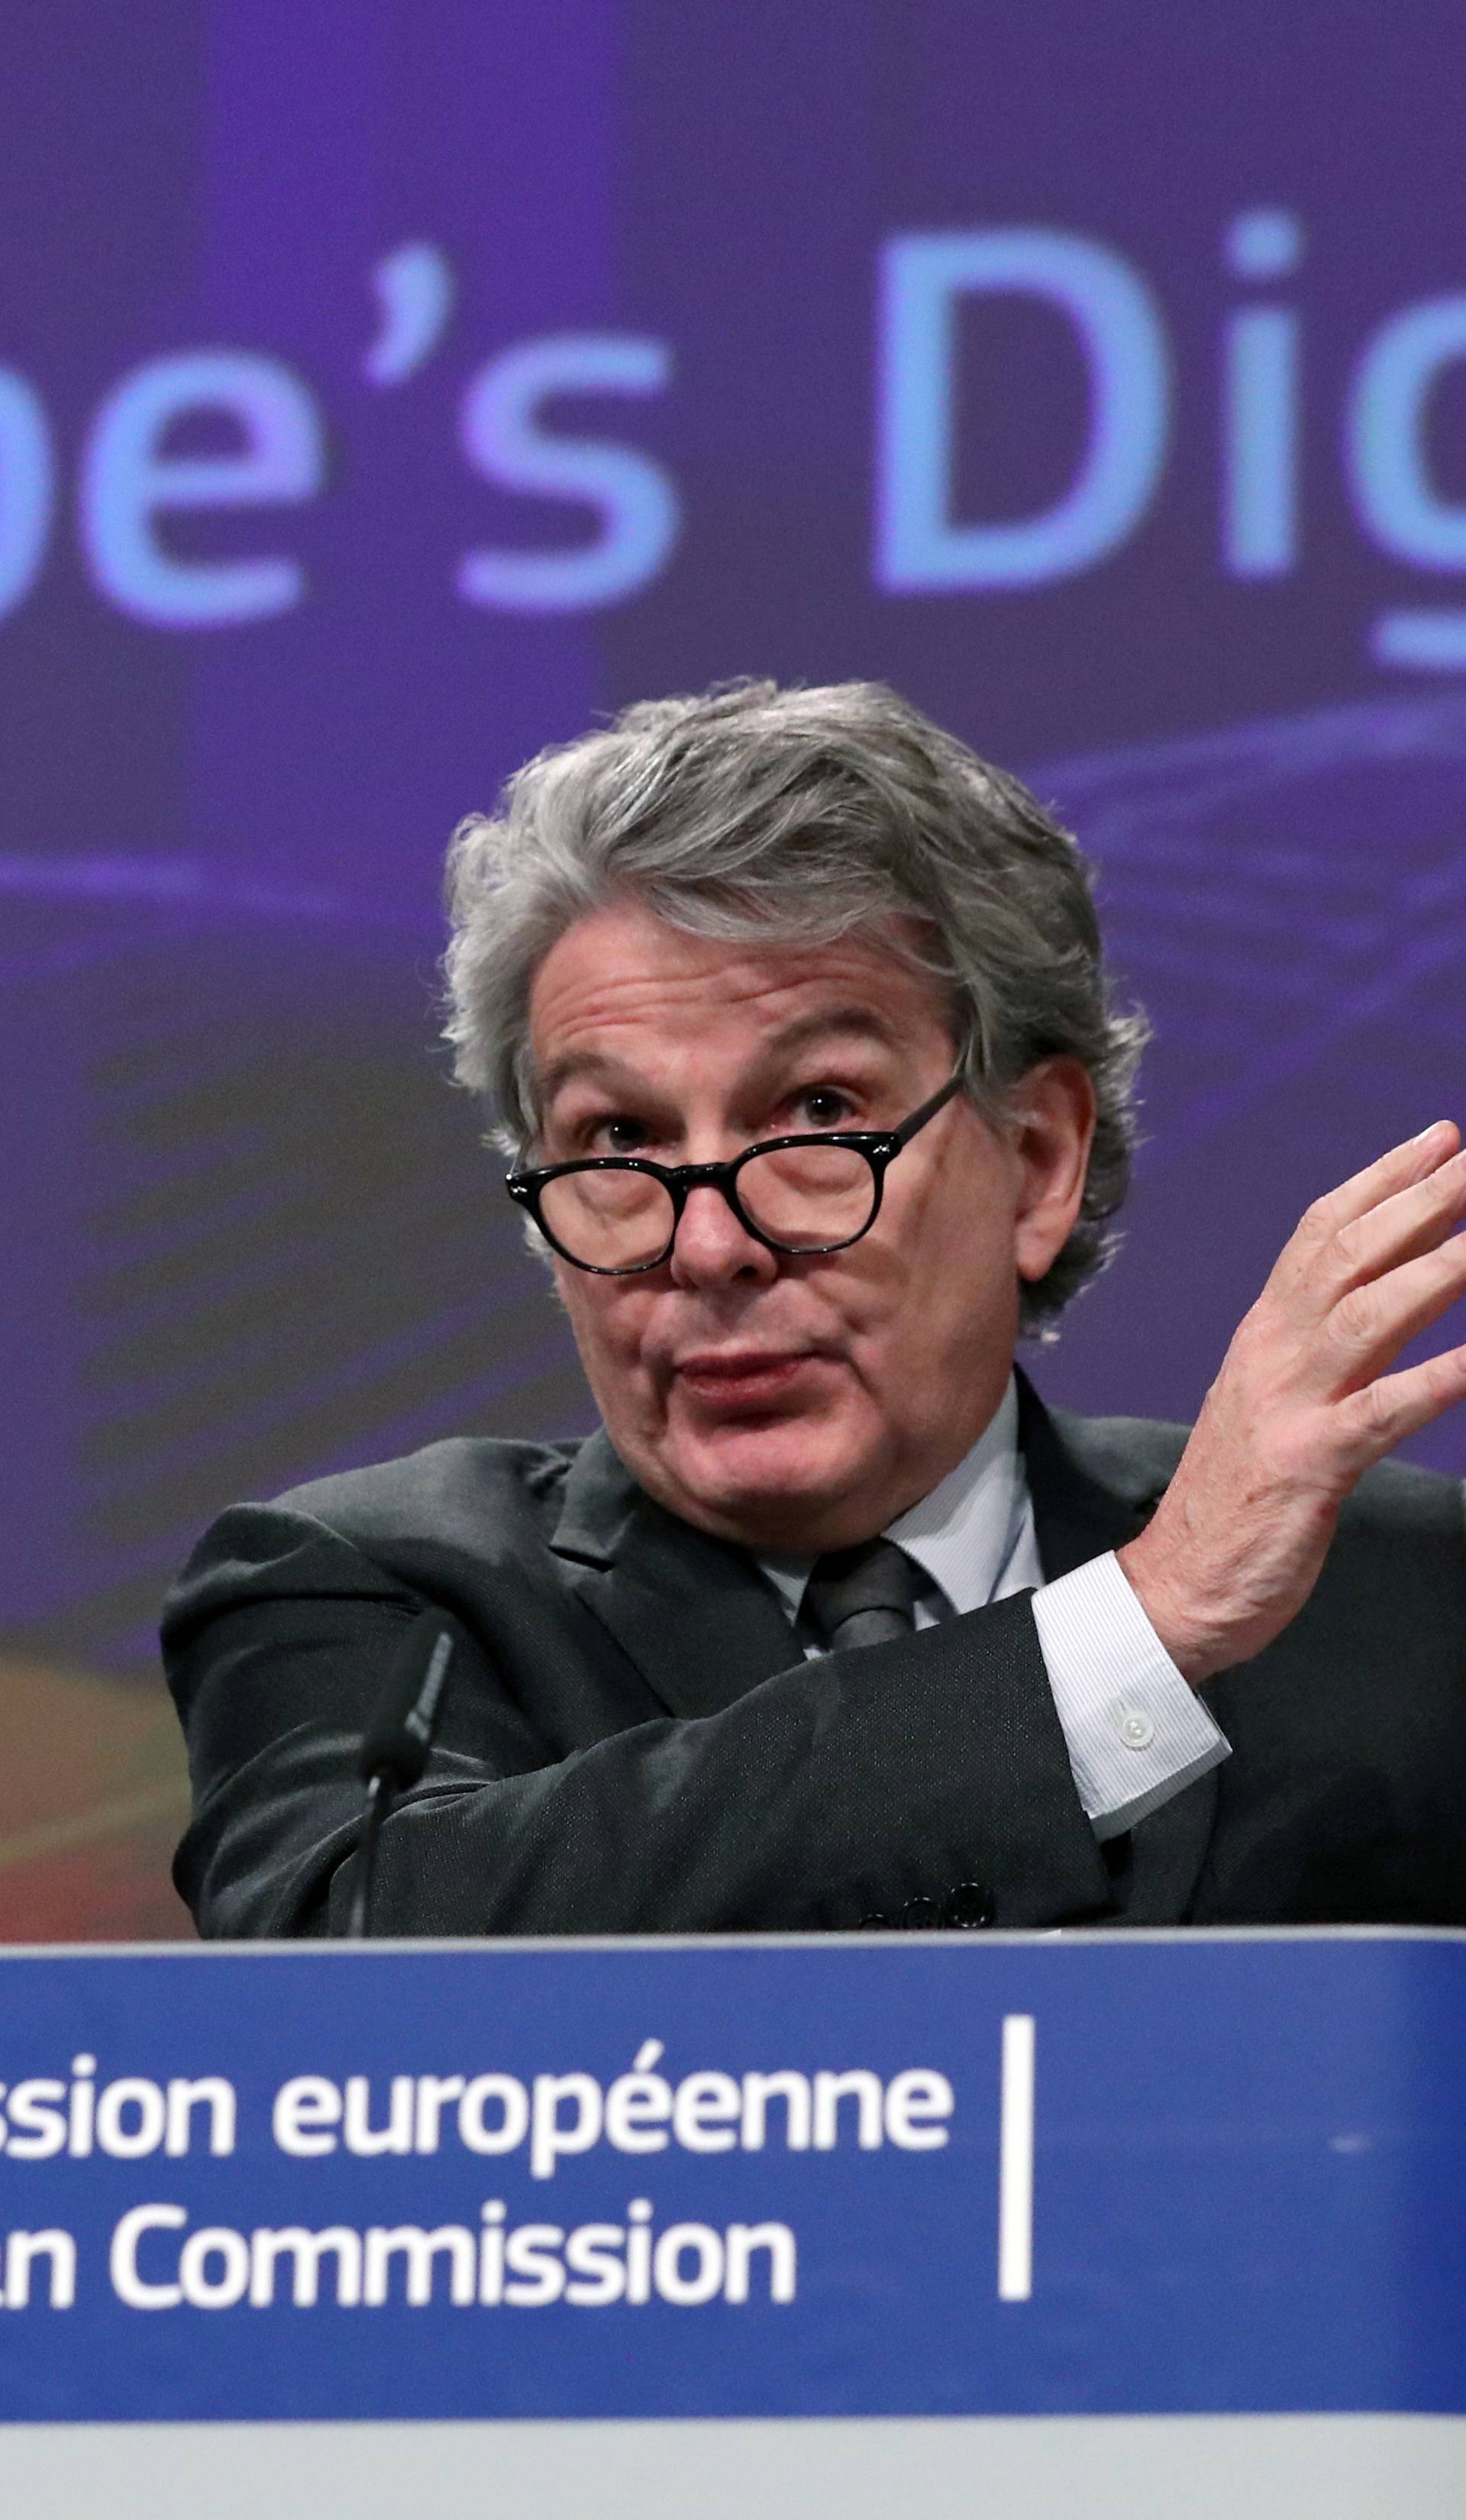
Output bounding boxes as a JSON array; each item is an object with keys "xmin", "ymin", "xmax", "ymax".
[{"xmin": 4, "ymin": 0, "xmax": 1466, "ymax": 1706}]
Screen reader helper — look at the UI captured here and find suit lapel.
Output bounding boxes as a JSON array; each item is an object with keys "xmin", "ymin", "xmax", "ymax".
[
  {"xmin": 1018, "ymin": 1371, "xmax": 1152, "ymax": 1578},
  {"xmin": 1019, "ymin": 1372, "xmax": 1220, "ymax": 1925},
  {"xmin": 550, "ymin": 1431, "xmax": 801, "ymax": 1718}
]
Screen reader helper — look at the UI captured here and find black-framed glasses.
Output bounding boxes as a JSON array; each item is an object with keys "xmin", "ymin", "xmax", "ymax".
[{"xmin": 505, "ymin": 1070, "xmax": 965, "ymax": 1276}]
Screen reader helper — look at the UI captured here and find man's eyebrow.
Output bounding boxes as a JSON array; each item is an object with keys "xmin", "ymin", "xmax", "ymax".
[
  {"xmin": 536, "ymin": 1048, "xmax": 651, "ymax": 1108},
  {"xmin": 759, "ymin": 1007, "xmax": 905, "ymax": 1059},
  {"xmin": 536, "ymin": 1010, "xmax": 901, "ymax": 1109}
]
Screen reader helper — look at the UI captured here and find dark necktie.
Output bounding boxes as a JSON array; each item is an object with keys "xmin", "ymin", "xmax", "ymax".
[{"xmin": 803, "ymin": 1538, "xmax": 922, "ymax": 1652}]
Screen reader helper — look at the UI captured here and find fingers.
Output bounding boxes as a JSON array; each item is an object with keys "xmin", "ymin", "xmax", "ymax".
[
  {"xmin": 1327, "ymin": 1229, "xmax": 1466, "ymax": 1387},
  {"xmin": 1336, "ymin": 1336, "xmax": 1466, "ymax": 1464},
  {"xmin": 1274, "ymin": 1125, "xmax": 1466, "ymax": 1324},
  {"xmin": 1324, "ymin": 1145, "xmax": 1466, "ymax": 1297},
  {"xmin": 1304, "ymin": 1119, "xmax": 1460, "ymax": 1238}
]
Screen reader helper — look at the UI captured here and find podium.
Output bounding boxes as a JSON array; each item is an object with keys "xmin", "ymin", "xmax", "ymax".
[{"xmin": 2, "ymin": 1928, "xmax": 1463, "ymax": 2517}]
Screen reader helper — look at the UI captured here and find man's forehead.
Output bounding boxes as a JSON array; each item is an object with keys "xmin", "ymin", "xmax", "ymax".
[
  {"xmin": 528, "ymin": 905, "xmax": 946, "ymax": 1075},
  {"xmin": 535, "ymin": 1003, "xmax": 912, "ymax": 1107}
]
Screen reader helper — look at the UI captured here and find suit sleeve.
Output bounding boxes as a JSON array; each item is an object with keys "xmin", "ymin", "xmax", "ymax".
[{"xmin": 163, "ymin": 1501, "xmax": 1115, "ymax": 1938}]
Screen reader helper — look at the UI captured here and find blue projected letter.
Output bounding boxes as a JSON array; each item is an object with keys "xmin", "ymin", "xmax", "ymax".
[
  {"xmin": 875, "ymin": 229, "xmax": 1170, "ymax": 591},
  {"xmin": 0, "ymin": 370, "xmax": 53, "ymax": 618},
  {"xmin": 457, "ymin": 335, "xmax": 678, "ymax": 613},
  {"xmin": 79, "ymin": 352, "xmax": 324, "ymax": 628},
  {"xmin": 1348, "ymin": 297, "xmax": 1466, "ymax": 567},
  {"xmin": 1222, "ymin": 286, "xmax": 1302, "ymax": 580}
]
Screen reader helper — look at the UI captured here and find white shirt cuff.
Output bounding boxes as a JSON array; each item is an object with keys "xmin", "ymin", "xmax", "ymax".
[{"xmin": 1030, "ymin": 1549, "xmax": 1231, "ymax": 1841}]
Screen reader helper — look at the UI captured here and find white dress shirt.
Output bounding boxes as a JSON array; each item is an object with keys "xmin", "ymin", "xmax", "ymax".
[{"xmin": 757, "ymin": 1376, "xmax": 1229, "ymax": 1841}]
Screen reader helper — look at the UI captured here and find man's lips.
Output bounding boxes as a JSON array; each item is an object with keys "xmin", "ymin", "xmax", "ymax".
[{"xmin": 673, "ymin": 1350, "xmax": 826, "ymax": 1412}]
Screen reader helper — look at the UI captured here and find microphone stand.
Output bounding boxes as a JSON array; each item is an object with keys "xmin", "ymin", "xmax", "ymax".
[
  {"xmin": 343, "ymin": 1617, "xmax": 455, "ymax": 1940},
  {"xmin": 346, "ymin": 1772, "xmax": 392, "ymax": 1942}
]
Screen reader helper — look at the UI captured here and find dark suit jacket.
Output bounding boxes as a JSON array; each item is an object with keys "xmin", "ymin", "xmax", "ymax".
[{"xmin": 163, "ymin": 1378, "xmax": 1466, "ymax": 1938}]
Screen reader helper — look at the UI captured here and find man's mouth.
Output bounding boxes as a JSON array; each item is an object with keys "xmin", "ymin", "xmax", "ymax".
[{"xmin": 673, "ymin": 1350, "xmax": 824, "ymax": 1413}]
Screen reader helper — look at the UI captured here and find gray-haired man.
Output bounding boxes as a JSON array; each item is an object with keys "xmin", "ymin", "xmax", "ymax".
[{"xmin": 166, "ymin": 681, "xmax": 1466, "ymax": 1936}]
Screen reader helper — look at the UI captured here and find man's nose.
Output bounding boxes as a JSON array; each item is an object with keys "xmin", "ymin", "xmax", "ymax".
[{"xmin": 667, "ymin": 1181, "xmax": 780, "ymax": 1289}]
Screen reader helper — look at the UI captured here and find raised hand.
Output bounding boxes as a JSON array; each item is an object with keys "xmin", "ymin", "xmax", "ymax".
[{"xmin": 1118, "ymin": 1121, "xmax": 1466, "ymax": 1685}]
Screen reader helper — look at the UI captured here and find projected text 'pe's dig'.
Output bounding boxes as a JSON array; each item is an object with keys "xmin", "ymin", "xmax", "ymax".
[{"xmin": 2, "ymin": 216, "xmax": 1464, "ymax": 664}]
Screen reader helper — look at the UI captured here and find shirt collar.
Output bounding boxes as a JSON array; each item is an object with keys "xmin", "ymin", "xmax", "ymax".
[{"xmin": 756, "ymin": 1375, "xmax": 1025, "ymax": 1621}]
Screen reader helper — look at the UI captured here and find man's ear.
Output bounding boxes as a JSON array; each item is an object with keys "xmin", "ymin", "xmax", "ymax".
[{"xmin": 1009, "ymin": 1058, "xmax": 1098, "ymax": 1283}]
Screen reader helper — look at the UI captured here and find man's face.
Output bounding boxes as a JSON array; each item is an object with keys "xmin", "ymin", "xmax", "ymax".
[{"xmin": 527, "ymin": 900, "xmax": 1093, "ymax": 1552}]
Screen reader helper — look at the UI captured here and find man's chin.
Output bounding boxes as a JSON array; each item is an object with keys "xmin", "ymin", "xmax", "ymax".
[{"xmin": 651, "ymin": 1414, "xmax": 876, "ymax": 1550}]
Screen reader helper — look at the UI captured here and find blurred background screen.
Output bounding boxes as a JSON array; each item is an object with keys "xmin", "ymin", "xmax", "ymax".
[{"xmin": 4, "ymin": 0, "xmax": 1464, "ymax": 1937}]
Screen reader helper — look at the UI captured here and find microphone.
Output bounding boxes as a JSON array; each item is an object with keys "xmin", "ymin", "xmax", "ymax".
[{"xmin": 345, "ymin": 1614, "xmax": 456, "ymax": 1939}]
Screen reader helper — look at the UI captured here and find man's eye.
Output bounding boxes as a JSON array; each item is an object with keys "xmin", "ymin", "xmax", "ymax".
[
  {"xmin": 793, "ymin": 1087, "xmax": 853, "ymax": 1129},
  {"xmin": 596, "ymin": 1116, "xmax": 650, "ymax": 1154}
]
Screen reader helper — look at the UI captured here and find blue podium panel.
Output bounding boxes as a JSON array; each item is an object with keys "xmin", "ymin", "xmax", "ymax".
[{"xmin": 0, "ymin": 1930, "xmax": 1463, "ymax": 2438}]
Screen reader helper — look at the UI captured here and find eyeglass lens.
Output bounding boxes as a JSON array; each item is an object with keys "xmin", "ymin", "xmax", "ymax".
[{"xmin": 538, "ymin": 1141, "xmax": 879, "ymax": 1269}]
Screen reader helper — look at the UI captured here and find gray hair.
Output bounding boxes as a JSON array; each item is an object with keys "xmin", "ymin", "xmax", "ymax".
[{"xmin": 443, "ymin": 679, "xmax": 1148, "ymax": 1330}]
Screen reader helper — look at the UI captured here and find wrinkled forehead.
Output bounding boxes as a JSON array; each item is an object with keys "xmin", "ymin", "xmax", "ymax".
[{"xmin": 526, "ymin": 902, "xmax": 955, "ymax": 1092}]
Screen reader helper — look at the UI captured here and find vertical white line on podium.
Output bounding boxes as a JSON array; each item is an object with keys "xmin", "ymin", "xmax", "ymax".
[{"xmin": 997, "ymin": 2012, "xmax": 1035, "ymax": 2301}]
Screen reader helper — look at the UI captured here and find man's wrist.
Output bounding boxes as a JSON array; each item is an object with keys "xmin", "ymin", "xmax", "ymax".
[{"xmin": 1114, "ymin": 1533, "xmax": 1219, "ymax": 1688}]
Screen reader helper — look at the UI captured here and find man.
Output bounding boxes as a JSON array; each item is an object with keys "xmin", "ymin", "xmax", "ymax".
[{"xmin": 164, "ymin": 680, "xmax": 1466, "ymax": 1937}]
